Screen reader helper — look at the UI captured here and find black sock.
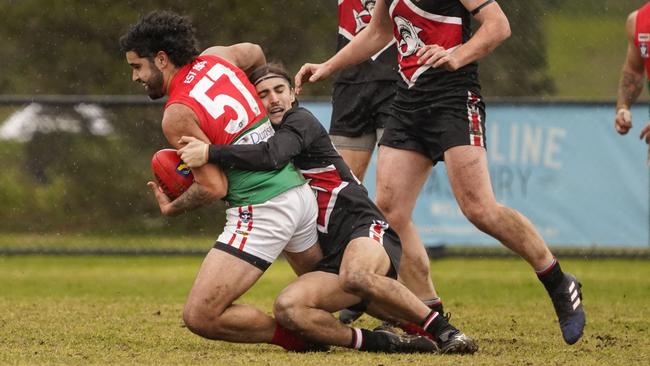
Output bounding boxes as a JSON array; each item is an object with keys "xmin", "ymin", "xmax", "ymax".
[
  {"xmin": 421, "ymin": 310, "xmax": 453, "ymax": 339},
  {"xmin": 350, "ymin": 328, "xmax": 389, "ymax": 352},
  {"xmin": 423, "ymin": 297, "xmax": 444, "ymax": 315},
  {"xmin": 537, "ymin": 257, "xmax": 564, "ymax": 293}
]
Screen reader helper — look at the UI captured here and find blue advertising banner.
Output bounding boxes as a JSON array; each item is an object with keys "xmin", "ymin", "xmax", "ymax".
[{"xmin": 303, "ymin": 102, "xmax": 650, "ymax": 247}]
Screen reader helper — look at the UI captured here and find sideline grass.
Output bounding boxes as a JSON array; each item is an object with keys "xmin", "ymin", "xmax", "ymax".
[{"xmin": 1, "ymin": 255, "xmax": 648, "ymax": 365}]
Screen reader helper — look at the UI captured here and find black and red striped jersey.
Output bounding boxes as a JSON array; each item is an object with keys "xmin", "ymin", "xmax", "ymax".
[
  {"xmin": 208, "ymin": 107, "xmax": 392, "ymax": 257},
  {"xmin": 385, "ymin": 0, "xmax": 481, "ymax": 105},
  {"xmin": 335, "ymin": 0, "xmax": 398, "ymax": 84}
]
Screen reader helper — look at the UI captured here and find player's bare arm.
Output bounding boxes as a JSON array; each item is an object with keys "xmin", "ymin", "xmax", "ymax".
[
  {"xmin": 616, "ymin": 11, "xmax": 645, "ymax": 135},
  {"xmin": 149, "ymin": 103, "xmax": 228, "ymax": 216},
  {"xmin": 295, "ymin": 0, "xmax": 393, "ymax": 93},
  {"xmin": 416, "ymin": 0, "xmax": 510, "ymax": 71},
  {"xmin": 201, "ymin": 43, "xmax": 266, "ymax": 76}
]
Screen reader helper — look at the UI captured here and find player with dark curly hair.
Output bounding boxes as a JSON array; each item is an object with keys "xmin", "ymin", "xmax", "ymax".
[{"xmin": 120, "ymin": 10, "xmax": 327, "ymax": 352}]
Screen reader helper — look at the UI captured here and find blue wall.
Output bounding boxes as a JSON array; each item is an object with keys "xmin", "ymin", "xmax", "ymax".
[{"xmin": 303, "ymin": 101, "xmax": 650, "ymax": 247}]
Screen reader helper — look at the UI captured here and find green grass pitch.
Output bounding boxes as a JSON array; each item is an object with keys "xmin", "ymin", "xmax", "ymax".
[{"xmin": 1, "ymin": 254, "xmax": 648, "ymax": 365}]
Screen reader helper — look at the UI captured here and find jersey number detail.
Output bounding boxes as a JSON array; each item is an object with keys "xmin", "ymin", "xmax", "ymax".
[{"xmin": 189, "ymin": 63, "xmax": 261, "ymax": 134}]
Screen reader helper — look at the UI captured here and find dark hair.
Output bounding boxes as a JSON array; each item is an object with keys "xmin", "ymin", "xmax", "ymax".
[
  {"xmin": 249, "ymin": 63, "xmax": 294, "ymax": 88},
  {"xmin": 119, "ymin": 10, "xmax": 200, "ymax": 67},
  {"xmin": 249, "ymin": 63, "xmax": 298, "ymax": 107}
]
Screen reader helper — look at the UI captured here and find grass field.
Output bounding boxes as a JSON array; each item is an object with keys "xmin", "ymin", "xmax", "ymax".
[{"xmin": 1, "ymin": 251, "xmax": 648, "ymax": 365}]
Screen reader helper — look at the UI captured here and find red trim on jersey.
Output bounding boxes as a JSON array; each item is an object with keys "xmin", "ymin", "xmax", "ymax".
[{"xmin": 467, "ymin": 91, "xmax": 484, "ymax": 147}]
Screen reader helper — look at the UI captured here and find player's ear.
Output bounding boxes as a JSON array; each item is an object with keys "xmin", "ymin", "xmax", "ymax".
[
  {"xmin": 154, "ymin": 51, "xmax": 169, "ymax": 69},
  {"xmin": 289, "ymin": 87, "xmax": 296, "ymax": 104}
]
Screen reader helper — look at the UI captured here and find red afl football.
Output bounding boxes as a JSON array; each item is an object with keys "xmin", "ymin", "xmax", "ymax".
[{"xmin": 151, "ymin": 149, "xmax": 194, "ymax": 200}]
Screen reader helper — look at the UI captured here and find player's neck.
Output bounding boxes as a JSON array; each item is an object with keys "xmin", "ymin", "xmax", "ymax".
[{"xmin": 163, "ymin": 67, "xmax": 181, "ymax": 95}]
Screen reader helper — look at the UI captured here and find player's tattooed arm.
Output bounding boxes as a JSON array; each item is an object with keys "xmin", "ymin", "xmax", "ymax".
[
  {"xmin": 618, "ymin": 69, "xmax": 643, "ymax": 109},
  {"xmin": 617, "ymin": 11, "xmax": 645, "ymax": 111},
  {"xmin": 615, "ymin": 11, "xmax": 645, "ymax": 135},
  {"xmin": 167, "ymin": 183, "xmax": 216, "ymax": 215}
]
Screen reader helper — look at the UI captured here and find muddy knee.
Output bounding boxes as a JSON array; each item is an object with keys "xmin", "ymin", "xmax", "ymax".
[{"xmin": 182, "ymin": 301, "xmax": 227, "ymax": 340}]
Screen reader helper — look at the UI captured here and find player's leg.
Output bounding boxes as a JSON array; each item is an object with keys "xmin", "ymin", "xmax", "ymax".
[
  {"xmin": 273, "ymin": 271, "xmax": 438, "ymax": 353},
  {"xmin": 183, "ymin": 183, "xmax": 322, "ymax": 350},
  {"xmin": 445, "ymin": 145, "xmax": 585, "ymax": 344},
  {"xmin": 445, "ymin": 145, "xmax": 552, "ymax": 267},
  {"xmin": 182, "ymin": 248, "xmax": 271, "ymax": 343},
  {"xmin": 282, "ymin": 182, "xmax": 321, "ymax": 276},
  {"xmin": 329, "ymin": 82, "xmax": 383, "ymax": 181},
  {"xmin": 282, "ymin": 243, "xmax": 322, "ymax": 276},
  {"xmin": 334, "ymin": 146, "xmax": 373, "ymax": 181},
  {"xmin": 375, "ymin": 146, "xmax": 438, "ymax": 301},
  {"xmin": 341, "ymin": 235, "xmax": 477, "ymax": 354}
]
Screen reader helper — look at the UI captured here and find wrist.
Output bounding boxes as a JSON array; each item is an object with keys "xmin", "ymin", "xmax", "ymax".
[{"xmin": 202, "ymin": 143, "xmax": 209, "ymax": 164}]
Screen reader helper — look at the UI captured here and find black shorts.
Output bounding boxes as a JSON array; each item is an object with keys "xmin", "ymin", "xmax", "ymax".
[
  {"xmin": 329, "ymin": 81, "xmax": 397, "ymax": 137},
  {"xmin": 314, "ymin": 222, "xmax": 401, "ymax": 279},
  {"xmin": 379, "ymin": 91, "xmax": 486, "ymax": 164}
]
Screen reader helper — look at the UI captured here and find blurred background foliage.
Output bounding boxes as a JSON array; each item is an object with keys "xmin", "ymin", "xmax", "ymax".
[{"xmin": 0, "ymin": 0, "xmax": 646, "ymax": 235}]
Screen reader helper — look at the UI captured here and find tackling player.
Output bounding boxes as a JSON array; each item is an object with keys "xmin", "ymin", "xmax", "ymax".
[
  {"xmin": 120, "ymin": 10, "xmax": 324, "ymax": 352},
  {"xmin": 177, "ymin": 64, "xmax": 477, "ymax": 354}
]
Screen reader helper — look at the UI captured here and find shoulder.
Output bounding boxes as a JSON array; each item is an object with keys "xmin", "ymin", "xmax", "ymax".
[
  {"xmin": 284, "ymin": 106, "xmax": 320, "ymax": 125},
  {"xmin": 627, "ymin": 10, "xmax": 639, "ymax": 40}
]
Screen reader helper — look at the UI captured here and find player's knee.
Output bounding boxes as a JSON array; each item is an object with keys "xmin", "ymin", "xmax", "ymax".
[
  {"xmin": 460, "ymin": 201, "xmax": 495, "ymax": 230},
  {"xmin": 376, "ymin": 202, "xmax": 409, "ymax": 231},
  {"xmin": 273, "ymin": 291, "xmax": 303, "ymax": 331},
  {"xmin": 182, "ymin": 302, "xmax": 226, "ymax": 339}
]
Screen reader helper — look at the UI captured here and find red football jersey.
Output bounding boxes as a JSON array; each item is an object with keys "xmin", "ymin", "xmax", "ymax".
[
  {"xmin": 165, "ymin": 55, "xmax": 266, "ymax": 144},
  {"xmin": 635, "ymin": 2, "xmax": 650, "ymax": 80}
]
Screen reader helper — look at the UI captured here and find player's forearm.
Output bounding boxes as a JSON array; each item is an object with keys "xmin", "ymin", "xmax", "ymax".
[
  {"xmin": 208, "ymin": 143, "xmax": 292, "ymax": 171},
  {"xmin": 330, "ymin": 32, "xmax": 391, "ymax": 71},
  {"xmin": 616, "ymin": 68, "xmax": 644, "ymax": 110},
  {"xmin": 165, "ymin": 183, "xmax": 219, "ymax": 216},
  {"xmin": 452, "ymin": 16, "xmax": 510, "ymax": 68}
]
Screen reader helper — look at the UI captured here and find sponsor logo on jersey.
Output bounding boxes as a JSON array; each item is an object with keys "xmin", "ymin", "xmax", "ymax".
[
  {"xmin": 641, "ymin": 43, "xmax": 649, "ymax": 58},
  {"xmin": 175, "ymin": 162, "xmax": 191, "ymax": 176},
  {"xmin": 233, "ymin": 120, "xmax": 275, "ymax": 145},
  {"xmin": 639, "ymin": 33, "xmax": 650, "ymax": 42}
]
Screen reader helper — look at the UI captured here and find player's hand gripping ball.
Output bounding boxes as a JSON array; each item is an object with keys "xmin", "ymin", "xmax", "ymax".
[{"xmin": 151, "ymin": 149, "xmax": 194, "ymax": 200}]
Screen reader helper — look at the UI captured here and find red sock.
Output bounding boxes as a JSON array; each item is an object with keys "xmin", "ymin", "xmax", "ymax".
[
  {"xmin": 270, "ymin": 322, "xmax": 310, "ymax": 352},
  {"xmin": 399, "ymin": 322, "xmax": 435, "ymax": 340}
]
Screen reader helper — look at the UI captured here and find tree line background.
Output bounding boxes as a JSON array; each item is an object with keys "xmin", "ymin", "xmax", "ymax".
[{"xmin": 0, "ymin": 0, "xmax": 645, "ymax": 235}]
